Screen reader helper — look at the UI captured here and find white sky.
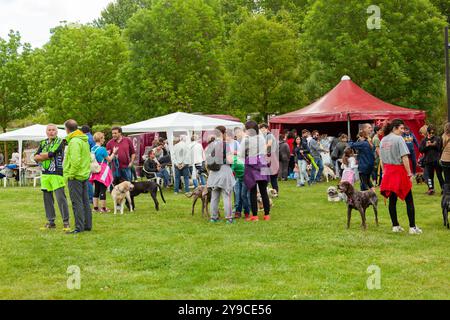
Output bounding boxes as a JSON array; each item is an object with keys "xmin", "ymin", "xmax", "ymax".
[{"xmin": 0, "ymin": 0, "xmax": 112, "ymax": 48}]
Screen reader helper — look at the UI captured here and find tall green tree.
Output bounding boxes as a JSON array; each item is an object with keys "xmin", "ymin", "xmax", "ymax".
[
  {"xmin": 41, "ymin": 24, "xmax": 128, "ymax": 127},
  {"xmin": 225, "ymin": 14, "xmax": 302, "ymax": 120},
  {"xmin": 299, "ymin": 0, "xmax": 447, "ymax": 112},
  {"xmin": 0, "ymin": 31, "xmax": 35, "ymax": 159},
  {"xmin": 0, "ymin": 31, "xmax": 34, "ymax": 133},
  {"xmin": 121, "ymin": 0, "xmax": 226, "ymax": 119},
  {"xmin": 95, "ymin": 0, "xmax": 152, "ymax": 29}
]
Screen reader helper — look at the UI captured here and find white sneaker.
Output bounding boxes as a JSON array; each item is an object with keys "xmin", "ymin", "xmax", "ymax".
[
  {"xmin": 392, "ymin": 226, "xmax": 405, "ymax": 233},
  {"xmin": 409, "ymin": 226, "xmax": 423, "ymax": 235}
]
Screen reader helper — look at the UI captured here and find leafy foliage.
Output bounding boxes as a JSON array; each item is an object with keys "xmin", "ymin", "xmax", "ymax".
[
  {"xmin": 121, "ymin": 0, "xmax": 226, "ymax": 120},
  {"xmin": 225, "ymin": 14, "xmax": 302, "ymax": 121},
  {"xmin": 39, "ymin": 24, "xmax": 128, "ymax": 127},
  {"xmin": 95, "ymin": 0, "xmax": 153, "ymax": 29},
  {"xmin": 299, "ymin": 0, "xmax": 447, "ymax": 112},
  {"xmin": 0, "ymin": 31, "xmax": 35, "ymax": 133}
]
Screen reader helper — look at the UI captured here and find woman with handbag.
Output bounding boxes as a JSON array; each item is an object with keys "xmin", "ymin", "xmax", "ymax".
[
  {"xmin": 90, "ymin": 132, "xmax": 117, "ymax": 213},
  {"xmin": 239, "ymin": 121, "xmax": 271, "ymax": 221},
  {"xmin": 206, "ymin": 126, "xmax": 236, "ymax": 224}
]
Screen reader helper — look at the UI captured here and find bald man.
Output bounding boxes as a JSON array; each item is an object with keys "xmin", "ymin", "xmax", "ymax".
[{"xmin": 34, "ymin": 124, "xmax": 70, "ymax": 231}]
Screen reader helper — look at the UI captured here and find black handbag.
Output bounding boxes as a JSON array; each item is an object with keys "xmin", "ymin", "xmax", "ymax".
[{"xmin": 206, "ymin": 142, "xmax": 226, "ymax": 172}]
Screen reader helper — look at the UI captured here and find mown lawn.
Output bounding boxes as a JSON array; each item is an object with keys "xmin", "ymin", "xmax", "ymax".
[{"xmin": 0, "ymin": 180, "xmax": 449, "ymax": 300}]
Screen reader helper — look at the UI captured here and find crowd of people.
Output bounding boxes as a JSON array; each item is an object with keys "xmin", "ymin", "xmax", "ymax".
[{"xmin": 3, "ymin": 117, "xmax": 449, "ymax": 234}]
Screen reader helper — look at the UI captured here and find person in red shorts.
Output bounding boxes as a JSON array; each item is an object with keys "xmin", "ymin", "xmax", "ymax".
[{"xmin": 379, "ymin": 119, "xmax": 422, "ymax": 235}]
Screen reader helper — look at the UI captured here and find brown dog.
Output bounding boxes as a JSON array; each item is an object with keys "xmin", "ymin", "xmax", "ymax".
[
  {"xmin": 338, "ymin": 181, "xmax": 379, "ymax": 230},
  {"xmin": 185, "ymin": 186, "xmax": 211, "ymax": 218}
]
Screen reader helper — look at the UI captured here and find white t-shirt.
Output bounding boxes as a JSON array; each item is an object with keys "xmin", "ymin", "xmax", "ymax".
[
  {"xmin": 191, "ymin": 141, "xmax": 205, "ymax": 165},
  {"xmin": 341, "ymin": 156, "xmax": 358, "ymax": 170}
]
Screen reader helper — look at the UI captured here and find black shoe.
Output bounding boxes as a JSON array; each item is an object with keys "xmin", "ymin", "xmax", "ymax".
[{"xmin": 84, "ymin": 228, "xmax": 92, "ymax": 232}]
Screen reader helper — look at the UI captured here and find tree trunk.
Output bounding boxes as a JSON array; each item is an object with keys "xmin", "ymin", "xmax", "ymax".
[{"xmin": 2, "ymin": 126, "xmax": 8, "ymax": 164}]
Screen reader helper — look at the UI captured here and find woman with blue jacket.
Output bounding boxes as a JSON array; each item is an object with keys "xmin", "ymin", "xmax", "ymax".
[{"xmin": 349, "ymin": 124, "xmax": 375, "ymax": 191}]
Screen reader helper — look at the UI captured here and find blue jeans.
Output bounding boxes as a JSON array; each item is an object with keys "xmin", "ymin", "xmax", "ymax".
[
  {"xmin": 174, "ymin": 165, "xmax": 190, "ymax": 193},
  {"xmin": 193, "ymin": 164, "xmax": 206, "ymax": 187},
  {"xmin": 119, "ymin": 168, "xmax": 132, "ymax": 181},
  {"xmin": 157, "ymin": 168, "xmax": 170, "ymax": 187},
  {"xmin": 87, "ymin": 181, "xmax": 94, "ymax": 204},
  {"xmin": 309, "ymin": 157, "xmax": 324, "ymax": 183},
  {"xmin": 234, "ymin": 179, "xmax": 250, "ymax": 214}
]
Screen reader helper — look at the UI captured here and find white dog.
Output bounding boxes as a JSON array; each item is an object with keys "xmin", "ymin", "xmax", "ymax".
[
  {"xmin": 322, "ymin": 165, "xmax": 336, "ymax": 182},
  {"xmin": 111, "ymin": 181, "xmax": 134, "ymax": 215}
]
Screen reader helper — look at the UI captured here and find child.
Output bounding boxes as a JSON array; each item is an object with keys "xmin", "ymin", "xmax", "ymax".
[
  {"xmin": 231, "ymin": 153, "xmax": 250, "ymax": 219},
  {"xmin": 340, "ymin": 148, "xmax": 358, "ymax": 185}
]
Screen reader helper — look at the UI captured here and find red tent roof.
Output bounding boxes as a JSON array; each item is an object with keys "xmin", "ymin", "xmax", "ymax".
[
  {"xmin": 204, "ymin": 114, "xmax": 241, "ymax": 123},
  {"xmin": 270, "ymin": 76, "xmax": 426, "ymax": 124}
]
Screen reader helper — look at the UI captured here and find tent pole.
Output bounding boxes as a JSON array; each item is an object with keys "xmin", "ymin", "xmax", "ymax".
[
  {"xmin": 347, "ymin": 114, "xmax": 351, "ymax": 140},
  {"xmin": 18, "ymin": 140, "xmax": 22, "ymax": 186}
]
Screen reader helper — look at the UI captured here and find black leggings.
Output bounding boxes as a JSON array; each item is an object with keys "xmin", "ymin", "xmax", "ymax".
[
  {"xmin": 359, "ymin": 173, "xmax": 373, "ymax": 191},
  {"xmin": 250, "ymin": 180, "xmax": 270, "ymax": 216},
  {"xmin": 389, "ymin": 191, "xmax": 415, "ymax": 228},
  {"xmin": 425, "ymin": 162, "xmax": 444, "ymax": 191},
  {"xmin": 270, "ymin": 174, "xmax": 279, "ymax": 192},
  {"xmin": 441, "ymin": 162, "xmax": 450, "ymax": 184},
  {"xmin": 94, "ymin": 181, "xmax": 107, "ymax": 201}
]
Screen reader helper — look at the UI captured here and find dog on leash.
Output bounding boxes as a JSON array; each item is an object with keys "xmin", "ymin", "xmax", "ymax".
[
  {"xmin": 185, "ymin": 185, "xmax": 211, "ymax": 217},
  {"xmin": 441, "ymin": 184, "xmax": 450, "ymax": 229},
  {"xmin": 113, "ymin": 177, "xmax": 166, "ymax": 212},
  {"xmin": 111, "ymin": 181, "xmax": 134, "ymax": 215},
  {"xmin": 257, "ymin": 193, "xmax": 273, "ymax": 211},
  {"xmin": 322, "ymin": 165, "xmax": 337, "ymax": 182},
  {"xmin": 338, "ymin": 181, "xmax": 379, "ymax": 230},
  {"xmin": 267, "ymin": 187, "xmax": 278, "ymax": 198}
]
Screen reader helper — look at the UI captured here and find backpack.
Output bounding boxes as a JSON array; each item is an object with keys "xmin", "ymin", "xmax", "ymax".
[
  {"xmin": 90, "ymin": 146, "xmax": 102, "ymax": 173},
  {"xmin": 206, "ymin": 142, "xmax": 227, "ymax": 172}
]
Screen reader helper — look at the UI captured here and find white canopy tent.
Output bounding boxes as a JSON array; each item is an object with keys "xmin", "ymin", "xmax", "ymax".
[
  {"xmin": 0, "ymin": 124, "xmax": 67, "ymax": 184},
  {"xmin": 122, "ymin": 112, "xmax": 244, "ymax": 162}
]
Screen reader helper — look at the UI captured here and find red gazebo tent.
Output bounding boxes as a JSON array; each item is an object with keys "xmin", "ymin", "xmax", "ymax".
[
  {"xmin": 269, "ymin": 76, "xmax": 426, "ymax": 143},
  {"xmin": 205, "ymin": 114, "xmax": 242, "ymax": 123}
]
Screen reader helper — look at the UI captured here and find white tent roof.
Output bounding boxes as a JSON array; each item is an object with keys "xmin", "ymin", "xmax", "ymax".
[
  {"xmin": 122, "ymin": 112, "xmax": 244, "ymax": 133},
  {"xmin": 0, "ymin": 124, "xmax": 67, "ymax": 142}
]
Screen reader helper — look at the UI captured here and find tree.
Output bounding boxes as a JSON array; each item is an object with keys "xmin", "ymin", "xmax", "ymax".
[
  {"xmin": 224, "ymin": 14, "xmax": 302, "ymax": 121},
  {"xmin": 40, "ymin": 24, "xmax": 128, "ymax": 127},
  {"xmin": 95, "ymin": 0, "xmax": 152, "ymax": 29},
  {"xmin": 429, "ymin": 0, "xmax": 450, "ymax": 23},
  {"xmin": 299, "ymin": 0, "xmax": 447, "ymax": 112},
  {"xmin": 0, "ymin": 31, "xmax": 35, "ymax": 159},
  {"xmin": 121, "ymin": 0, "xmax": 226, "ymax": 120}
]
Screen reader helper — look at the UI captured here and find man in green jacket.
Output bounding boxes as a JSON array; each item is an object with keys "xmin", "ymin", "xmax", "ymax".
[{"xmin": 64, "ymin": 119, "xmax": 92, "ymax": 234}]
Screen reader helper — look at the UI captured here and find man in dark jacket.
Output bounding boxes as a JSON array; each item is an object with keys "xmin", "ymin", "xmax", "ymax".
[
  {"xmin": 143, "ymin": 149, "xmax": 170, "ymax": 187},
  {"xmin": 419, "ymin": 126, "xmax": 444, "ymax": 195},
  {"xmin": 278, "ymin": 134, "xmax": 291, "ymax": 181}
]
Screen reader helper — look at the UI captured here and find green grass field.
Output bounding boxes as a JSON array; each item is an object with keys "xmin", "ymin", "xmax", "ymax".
[{"xmin": 0, "ymin": 181, "xmax": 449, "ymax": 300}]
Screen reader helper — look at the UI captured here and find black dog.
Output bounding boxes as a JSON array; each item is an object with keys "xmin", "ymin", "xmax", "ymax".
[
  {"xmin": 338, "ymin": 181, "xmax": 379, "ymax": 230},
  {"xmin": 113, "ymin": 178, "xmax": 166, "ymax": 212},
  {"xmin": 441, "ymin": 184, "xmax": 450, "ymax": 229}
]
